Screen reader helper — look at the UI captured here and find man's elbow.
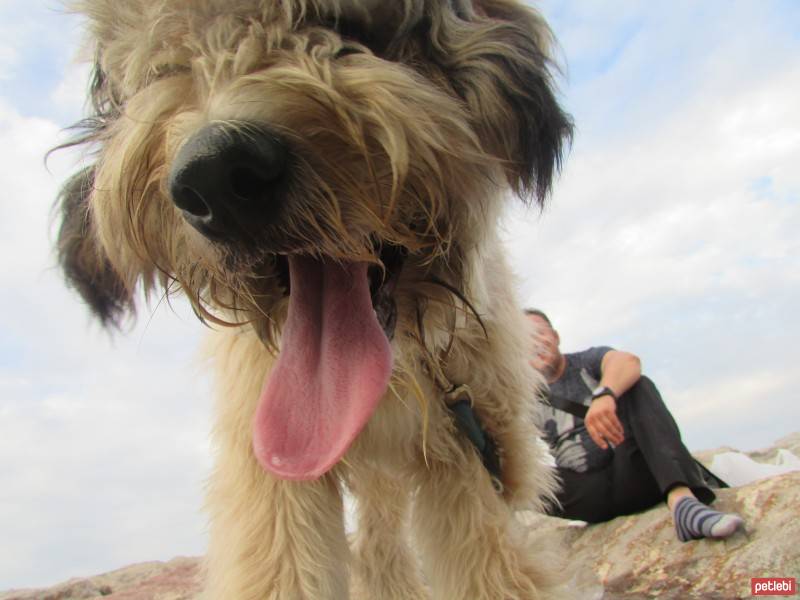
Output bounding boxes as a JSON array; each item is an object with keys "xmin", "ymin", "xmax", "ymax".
[
  {"xmin": 613, "ymin": 351, "xmax": 642, "ymax": 378},
  {"xmin": 625, "ymin": 353, "xmax": 642, "ymax": 378}
]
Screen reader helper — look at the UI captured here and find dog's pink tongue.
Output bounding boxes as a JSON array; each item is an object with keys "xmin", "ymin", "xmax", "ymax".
[{"xmin": 253, "ymin": 255, "xmax": 392, "ymax": 480}]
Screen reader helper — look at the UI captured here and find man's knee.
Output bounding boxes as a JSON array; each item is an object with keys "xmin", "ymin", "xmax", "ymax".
[
  {"xmin": 621, "ymin": 375, "xmax": 661, "ymax": 403},
  {"xmin": 617, "ymin": 375, "xmax": 671, "ymax": 425}
]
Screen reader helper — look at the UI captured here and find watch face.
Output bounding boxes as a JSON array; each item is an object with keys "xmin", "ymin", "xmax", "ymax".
[{"xmin": 592, "ymin": 386, "xmax": 611, "ymax": 399}]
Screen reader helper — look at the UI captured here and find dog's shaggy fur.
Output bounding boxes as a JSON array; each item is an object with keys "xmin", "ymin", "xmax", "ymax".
[{"xmin": 55, "ymin": 1, "xmax": 573, "ymax": 597}]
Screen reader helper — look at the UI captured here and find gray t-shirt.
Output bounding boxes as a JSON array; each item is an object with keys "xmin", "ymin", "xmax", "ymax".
[{"xmin": 540, "ymin": 346, "xmax": 614, "ymax": 473}]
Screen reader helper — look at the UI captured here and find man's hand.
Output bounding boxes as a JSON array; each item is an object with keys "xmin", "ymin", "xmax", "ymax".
[{"xmin": 584, "ymin": 395, "xmax": 625, "ymax": 449}]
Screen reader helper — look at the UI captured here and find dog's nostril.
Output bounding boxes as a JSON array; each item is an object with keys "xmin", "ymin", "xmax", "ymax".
[
  {"xmin": 229, "ymin": 167, "xmax": 269, "ymax": 203},
  {"xmin": 178, "ymin": 186, "xmax": 212, "ymax": 218}
]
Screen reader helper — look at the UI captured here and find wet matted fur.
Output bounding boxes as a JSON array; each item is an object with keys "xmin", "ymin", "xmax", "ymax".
[{"xmin": 55, "ymin": 0, "xmax": 573, "ymax": 598}]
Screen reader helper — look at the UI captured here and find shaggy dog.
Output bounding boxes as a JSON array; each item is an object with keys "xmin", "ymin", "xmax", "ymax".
[{"xmin": 55, "ymin": 0, "xmax": 572, "ymax": 598}]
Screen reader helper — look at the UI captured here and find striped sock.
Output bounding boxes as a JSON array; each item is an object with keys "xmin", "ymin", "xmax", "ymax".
[{"xmin": 672, "ymin": 496, "xmax": 744, "ymax": 542}]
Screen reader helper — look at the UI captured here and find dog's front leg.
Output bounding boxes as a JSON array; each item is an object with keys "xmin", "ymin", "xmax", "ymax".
[
  {"xmin": 410, "ymin": 447, "xmax": 559, "ymax": 600},
  {"xmin": 205, "ymin": 465, "xmax": 349, "ymax": 600},
  {"xmin": 203, "ymin": 331, "xmax": 349, "ymax": 600},
  {"xmin": 347, "ymin": 465, "xmax": 429, "ymax": 600}
]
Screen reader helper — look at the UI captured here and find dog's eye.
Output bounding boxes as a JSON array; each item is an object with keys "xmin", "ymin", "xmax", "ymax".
[
  {"xmin": 336, "ymin": 17, "xmax": 368, "ymax": 42},
  {"xmin": 334, "ymin": 17, "xmax": 383, "ymax": 53},
  {"xmin": 334, "ymin": 45, "xmax": 363, "ymax": 59}
]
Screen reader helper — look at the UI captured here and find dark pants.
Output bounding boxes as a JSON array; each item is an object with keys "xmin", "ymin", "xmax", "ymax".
[{"xmin": 549, "ymin": 376, "xmax": 716, "ymax": 523}]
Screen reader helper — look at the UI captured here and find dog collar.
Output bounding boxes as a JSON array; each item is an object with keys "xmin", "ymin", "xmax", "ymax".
[{"xmin": 445, "ymin": 385, "xmax": 503, "ymax": 492}]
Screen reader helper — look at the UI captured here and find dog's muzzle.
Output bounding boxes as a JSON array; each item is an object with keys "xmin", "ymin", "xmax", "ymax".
[{"xmin": 168, "ymin": 122, "xmax": 288, "ymax": 242}]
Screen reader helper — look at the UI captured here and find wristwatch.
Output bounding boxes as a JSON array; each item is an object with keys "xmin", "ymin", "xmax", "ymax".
[{"xmin": 591, "ymin": 385, "xmax": 617, "ymax": 401}]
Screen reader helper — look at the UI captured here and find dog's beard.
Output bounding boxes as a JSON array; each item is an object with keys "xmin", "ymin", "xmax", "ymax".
[{"xmin": 251, "ymin": 255, "xmax": 393, "ymax": 479}]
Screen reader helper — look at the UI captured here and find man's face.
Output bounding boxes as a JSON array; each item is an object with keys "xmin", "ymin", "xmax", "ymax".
[{"xmin": 527, "ymin": 314, "xmax": 562, "ymax": 381}]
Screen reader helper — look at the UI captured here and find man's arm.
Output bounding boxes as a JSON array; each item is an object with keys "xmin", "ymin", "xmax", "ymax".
[
  {"xmin": 584, "ymin": 351, "xmax": 641, "ymax": 450},
  {"xmin": 598, "ymin": 350, "xmax": 642, "ymax": 398}
]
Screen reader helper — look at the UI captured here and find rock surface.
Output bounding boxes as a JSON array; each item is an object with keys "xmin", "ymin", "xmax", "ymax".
[
  {"xmin": 0, "ymin": 558, "xmax": 202, "ymax": 600},
  {"xmin": 3, "ymin": 434, "xmax": 798, "ymax": 600},
  {"xmin": 521, "ymin": 431, "xmax": 800, "ymax": 599},
  {"xmin": 523, "ymin": 470, "xmax": 800, "ymax": 599}
]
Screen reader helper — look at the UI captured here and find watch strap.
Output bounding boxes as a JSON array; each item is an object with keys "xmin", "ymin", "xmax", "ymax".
[{"xmin": 591, "ymin": 385, "xmax": 617, "ymax": 401}]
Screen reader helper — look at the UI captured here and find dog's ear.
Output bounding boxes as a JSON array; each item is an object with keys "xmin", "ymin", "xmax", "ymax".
[
  {"xmin": 56, "ymin": 166, "xmax": 135, "ymax": 327},
  {"xmin": 442, "ymin": 0, "xmax": 573, "ymax": 203}
]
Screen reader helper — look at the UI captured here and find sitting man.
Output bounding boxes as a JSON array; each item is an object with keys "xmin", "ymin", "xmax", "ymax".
[{"xmin": 525, "ymin": 309, "xmax": 744, "ymax": 542}]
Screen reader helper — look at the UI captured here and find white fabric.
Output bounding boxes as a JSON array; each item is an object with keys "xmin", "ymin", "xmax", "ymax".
[{"xmin": 709, "ymin": 449, "xmax": 800, "ymax": 487}]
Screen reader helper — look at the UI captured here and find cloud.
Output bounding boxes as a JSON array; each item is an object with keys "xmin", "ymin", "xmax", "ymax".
[
  {"xmin": 0, "ymin": 44, "xmax": 18, "ymax": 80},
  {"xmin": 50, "ymin": 61, "xmax": 92, "ymax": 120},
  {"xmin": 0, "ymin": 312, "xmax": 213, "ymax": 586},
  {"xmin": 0, "ymin": 1, "xmax": 87, "ymax": 123},
  {"xmin": 0, "ymin": 102, "xmax": 62, "ymax": 278},
  {"xmin": 665, "ymin": 368, "xmax": 799, "ymax": 452},
  {"xmin": 510, "ymin": 0, "xmax": 800, "ymax": 308}
]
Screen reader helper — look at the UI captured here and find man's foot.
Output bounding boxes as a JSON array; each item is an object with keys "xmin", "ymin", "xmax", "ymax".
[{"xmin": 672, "ymin": 496, "xmax": 744, "ymax": 542}]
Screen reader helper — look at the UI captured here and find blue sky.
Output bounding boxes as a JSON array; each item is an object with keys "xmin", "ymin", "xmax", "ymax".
[{"xmin": 1, "ymin": 0, "xmax": 799, "ymax": 591}]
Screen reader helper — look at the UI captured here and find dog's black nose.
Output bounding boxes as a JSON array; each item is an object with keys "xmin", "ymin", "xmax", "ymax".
[{"xmin": 168, "ymin": 122, "xmax": 287, "ymax": 240}]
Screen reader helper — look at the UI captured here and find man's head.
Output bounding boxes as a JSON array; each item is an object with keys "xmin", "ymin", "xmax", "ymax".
[{"xmin": 524, "ymin": 308, "xmax": 563, "ymax": 383}]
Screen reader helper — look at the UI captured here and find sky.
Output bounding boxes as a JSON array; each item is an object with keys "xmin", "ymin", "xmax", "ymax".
[{"xmin": 1, "ymin": 0, "xmax": 798, "ymax": 591}]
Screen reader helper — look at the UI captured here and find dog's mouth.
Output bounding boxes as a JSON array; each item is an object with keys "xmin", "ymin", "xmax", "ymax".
[
  {"xmin": 270, "ymin": 242, "xmax": 405, "ymax": 340},
  {"xmin": 252, "ymin": 243, "xmax": 406, "ymax": 480}
]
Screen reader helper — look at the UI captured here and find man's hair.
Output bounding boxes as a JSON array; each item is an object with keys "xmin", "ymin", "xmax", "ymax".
[{"xmin": 523, "ymin": 308, "xmax": 552, "ymax": 327}]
